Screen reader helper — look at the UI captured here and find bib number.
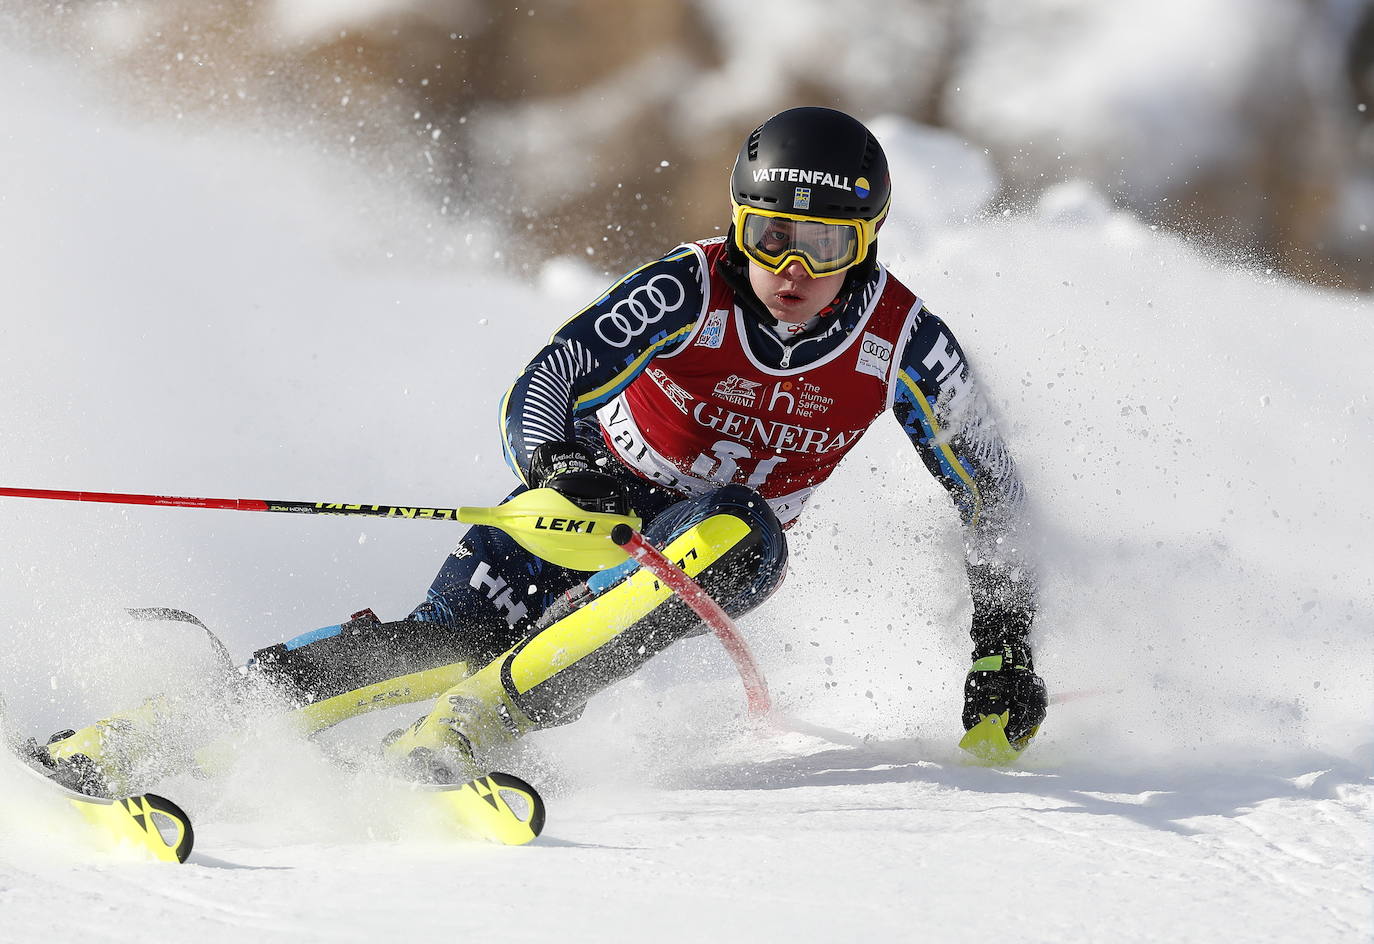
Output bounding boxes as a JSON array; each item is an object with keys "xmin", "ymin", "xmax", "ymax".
[{"xmin": 689, "ymin": 441, "xmax": 786, "ymax": 488}]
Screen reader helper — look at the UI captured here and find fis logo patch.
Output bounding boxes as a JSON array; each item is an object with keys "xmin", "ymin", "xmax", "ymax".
[
  {"xmin": 793, "ymin": 187, "xmax": 812, "ymax": 210},
  {"xmin": 697, "ymin": 308, "xmax": 728, "ymax": 348},
  {"xmin": 855, "ymin": 331, "xmax": 893, "ymax": 380}
]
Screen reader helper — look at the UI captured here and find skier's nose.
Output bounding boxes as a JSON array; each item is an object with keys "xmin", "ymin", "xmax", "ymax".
[{"xmin": 781, "ymin": 259, "xmax": 810, "ymax": 282}]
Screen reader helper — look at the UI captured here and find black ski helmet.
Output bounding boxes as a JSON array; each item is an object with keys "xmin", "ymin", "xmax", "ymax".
[{"xmin": 730, "ymin": 107, "xmax": 891, "ymax": 227}]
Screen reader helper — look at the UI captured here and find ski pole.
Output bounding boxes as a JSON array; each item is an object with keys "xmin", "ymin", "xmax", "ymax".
[
  {"xmin": 0, "ymin": 485, "xmax": 463, "ymax": 519},
  {"xmin": 0, "ymin": 485, "xmax": 641, "ymax": 571},
  {"xmin": 611, "ymin": 524, "xmax": 772, "ymax": 717},
  {"xmin": 1, "ymin": 483, "xmax": 768, "ymax": 710}
]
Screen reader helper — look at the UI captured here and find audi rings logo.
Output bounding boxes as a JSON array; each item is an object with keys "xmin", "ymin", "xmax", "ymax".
[
  {"xmin": 861, "ymin": 338, "xmax": 891, "ymax": 360},
  {"xmin": 855, "ymin": 331, "xmax": 893, "ymax": 381},
  {"xmin": 595, "ymin": 275, "xmax": 687, "ymax": 348}
]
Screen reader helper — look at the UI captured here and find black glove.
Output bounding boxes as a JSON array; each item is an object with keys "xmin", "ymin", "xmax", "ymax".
[
  {"xmin": 528, "ymin": 441, "xmax": 631, "ymax": 516},
  {"xmin": 962, "ymin": 639, "xmax": 1046, "ymax": 748}
]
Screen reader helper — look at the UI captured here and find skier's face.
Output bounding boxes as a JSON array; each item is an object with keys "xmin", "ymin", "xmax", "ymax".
[{"xmin": 747, "ymin": 259, "xmax": 845, "ymax": 324}]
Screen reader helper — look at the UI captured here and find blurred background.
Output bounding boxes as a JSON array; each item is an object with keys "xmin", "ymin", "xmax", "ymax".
[
  {"xmin": 8, "ymin": 0, "xmax": 1374, "ymax": 289},
  {"xmin": 0, "ymin": 0, "xmax": 1370, "ymax": 790}
]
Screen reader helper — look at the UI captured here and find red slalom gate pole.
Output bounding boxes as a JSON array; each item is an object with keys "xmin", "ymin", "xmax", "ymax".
[{"xmin": 611, "ymin": 524, "xmax": 772, "ymax": 717}]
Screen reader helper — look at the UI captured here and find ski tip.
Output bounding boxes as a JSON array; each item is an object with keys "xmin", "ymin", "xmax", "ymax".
[
  {"xmin": 425, "ymin": 771, "xmax": 546, "ymax": 845},
  {"xmin": 486, "ymin": 771, "xmax": 546, "ymax": 842},
  {"xmin": 958, "ymin": 712, "xmax": 1029, "ymax": 768},
  {"xmin": 138, "ymin": 792, "xmax": 196, "ymax": 863},
  {"xmin": 98, "ymin": 793, "xmax": 195, "ymax": 863}
]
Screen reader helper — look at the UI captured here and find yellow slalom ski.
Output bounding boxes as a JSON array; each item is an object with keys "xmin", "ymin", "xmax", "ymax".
[
  {"xmin": 958, "ymin": 711, "xmax": 1036, "ymax": 767},
  {"xmin": 3, "ymin": 694, "xmax": 195, "ymax": 863},
  {"xmin": 414, "ymin": 772, "xmax": 546, "ymax": 846},
  {"xmin": 7, "ymin": 750, "xmax": 194, "ymax": 862},
  {"xmin": 68, "ymin": 791, "xmax": 195, "ymax": 863}
]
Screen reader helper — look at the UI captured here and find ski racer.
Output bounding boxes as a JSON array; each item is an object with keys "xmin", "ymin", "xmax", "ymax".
[{"xmin": 40, "ymin": 106, "xmax": 1047, "ymax": 793}]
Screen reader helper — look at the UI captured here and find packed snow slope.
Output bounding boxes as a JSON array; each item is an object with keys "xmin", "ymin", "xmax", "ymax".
[{"xmin": 1, "ymin": 50, "xmax": 1371, "ymax": 944}]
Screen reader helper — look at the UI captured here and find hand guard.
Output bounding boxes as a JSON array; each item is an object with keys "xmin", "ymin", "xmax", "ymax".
[
  {"xmin": 962, "ymin": 643, "xmax": 1046, "ymax": 749},
  {"xmin": 528, "ymin": 441, "xmax": 631, "ymax": 516}
]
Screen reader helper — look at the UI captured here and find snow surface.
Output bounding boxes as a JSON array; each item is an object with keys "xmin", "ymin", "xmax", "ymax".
[{"xmin": 1, "ymin": 45, "xmax": 1372, "ymax": 944}]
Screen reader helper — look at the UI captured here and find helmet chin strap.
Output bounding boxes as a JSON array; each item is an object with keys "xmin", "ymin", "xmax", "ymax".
[{"xmin": 717, "ymin": 225, "xmax": 878, "ymax": 329}]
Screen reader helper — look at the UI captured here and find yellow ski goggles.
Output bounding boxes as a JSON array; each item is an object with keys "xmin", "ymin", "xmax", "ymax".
[{"xmin": 732, "ymin": 204, "xmax": 882, "ymax": 278}]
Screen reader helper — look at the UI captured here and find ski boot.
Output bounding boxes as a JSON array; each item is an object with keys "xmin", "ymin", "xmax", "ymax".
[
  {"xmin": 17, "ymin": 732, "xmax": 114, "ymax": 797},
  {"xmin": 40, "ymin": 694, "xmax": 186, "ymax": 799},
  {"xmin": 383, "ymin": 657, "xmax": 537, "ymax": 784},
  {"xmin": 0, "ymin": 693, "xmax": 107, "ymax": 795}
]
